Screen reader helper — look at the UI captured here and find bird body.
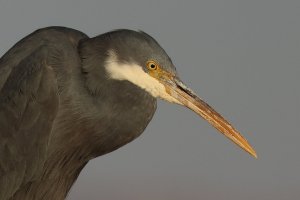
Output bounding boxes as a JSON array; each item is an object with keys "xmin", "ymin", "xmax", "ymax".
[
  {"xmin": 0, "ymin": 27, "xmax": 157, "ymax": 200},
  {"xmin": 0, "ymin": 26, "xmax": 256, "ymax": 200}
]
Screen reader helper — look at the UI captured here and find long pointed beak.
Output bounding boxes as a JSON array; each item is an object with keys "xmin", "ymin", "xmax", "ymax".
[{"xmin": 162, "ymin": 77, "xmax": 257, "ymax": 158}]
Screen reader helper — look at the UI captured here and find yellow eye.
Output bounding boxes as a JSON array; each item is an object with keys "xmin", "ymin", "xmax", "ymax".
[{"xmin": 146, "ymin": 60, "xmax": 158, "ymax": 70}]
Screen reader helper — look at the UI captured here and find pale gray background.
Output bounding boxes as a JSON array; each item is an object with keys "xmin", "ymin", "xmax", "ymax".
[{"xmin": 0, "ymin": 0, "xmax": 299, "ymax": 199}]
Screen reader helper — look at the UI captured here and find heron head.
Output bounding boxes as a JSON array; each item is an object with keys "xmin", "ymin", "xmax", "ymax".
[{"xmin": 103, "ymin": 29, "xmax": 257, "ymax": 158}]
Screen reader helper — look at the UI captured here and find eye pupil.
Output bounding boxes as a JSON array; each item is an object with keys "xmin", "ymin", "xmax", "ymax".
[{"xmin": 147, "ymin": 60, "xmax": 158, "ymax": 70}]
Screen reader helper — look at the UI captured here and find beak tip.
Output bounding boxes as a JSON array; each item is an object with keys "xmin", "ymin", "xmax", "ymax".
[
  {"xmin": 251, "ymin": 152, "xmax": 258, "ymax": 159},
  {"xmin": 247, "ymin": 146, "xmax": 258, "ymax": 159},
  {"xmin": 252, "ymin": 151, "xmax": 258, "ymax": 159}
]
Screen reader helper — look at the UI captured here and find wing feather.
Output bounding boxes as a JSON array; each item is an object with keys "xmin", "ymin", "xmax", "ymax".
[{"xmin": 0, "ymin": 44, "xmax": 59, "ymax": 200}]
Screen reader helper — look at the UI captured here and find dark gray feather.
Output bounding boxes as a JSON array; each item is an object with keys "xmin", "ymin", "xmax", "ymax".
[{"xmin": 0, "ymin": 26, "xmax": 161, "ymax": 200}]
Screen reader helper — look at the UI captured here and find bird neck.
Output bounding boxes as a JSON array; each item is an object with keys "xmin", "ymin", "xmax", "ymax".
[
  {"xmin": 11, "ymin": 37, "xmax": 159, "ymax": 200},
  {"xmin": 78, "ymin": 36, "xmax": 111, "ymax": 95}
]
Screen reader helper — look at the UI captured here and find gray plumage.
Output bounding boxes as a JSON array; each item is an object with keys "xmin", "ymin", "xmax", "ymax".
[
  {"xmin": 0, "ymin": 25, "xmax": 258, "ymax": 200},
  {"xmin": 0, "ymin": 26, "xmax": 168, "ymax": 200}
]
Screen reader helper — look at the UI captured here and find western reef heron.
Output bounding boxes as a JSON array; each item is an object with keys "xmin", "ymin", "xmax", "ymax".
[{"xmin": 0, "ymin": 26, "xmax": 256, "ymax": 200}]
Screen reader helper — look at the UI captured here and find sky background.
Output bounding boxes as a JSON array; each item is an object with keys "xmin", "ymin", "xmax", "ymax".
[{"xmin": 0, "ymin": 0, "xmax": 299, "ymax": 199}]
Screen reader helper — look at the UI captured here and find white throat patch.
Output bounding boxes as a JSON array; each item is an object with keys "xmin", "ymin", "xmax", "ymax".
[{"xmin": 104, "ymin": 51, "xmax": 180, "ymax": 104}]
